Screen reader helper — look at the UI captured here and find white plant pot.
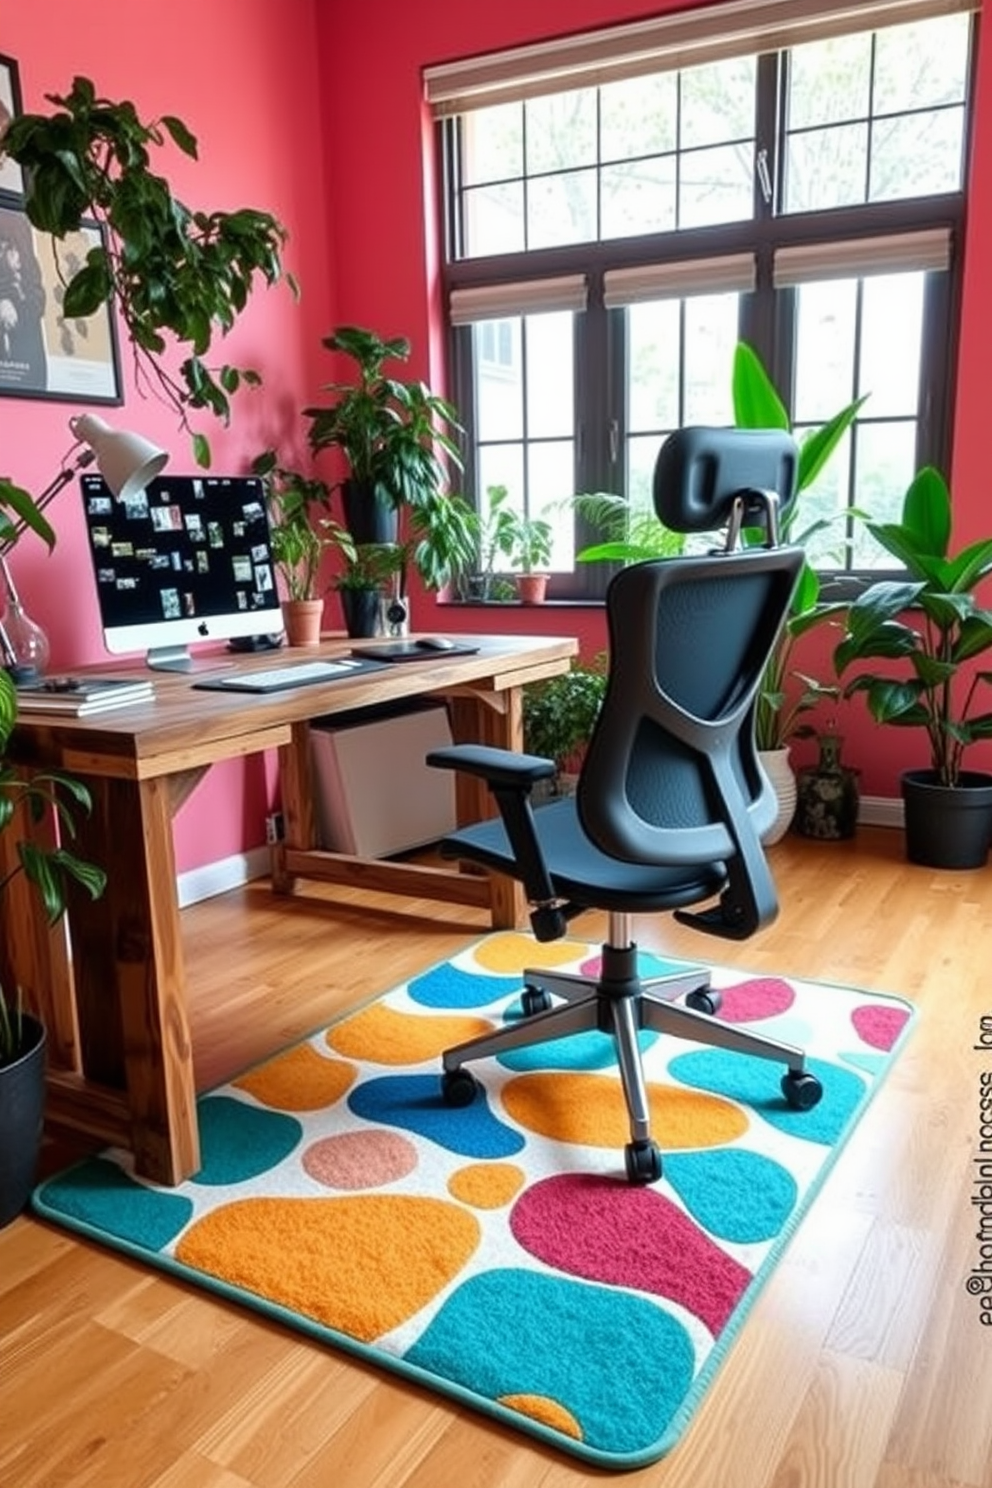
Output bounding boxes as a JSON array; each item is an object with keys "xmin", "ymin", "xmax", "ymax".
[{"xmin": 758, "ymin": 746, "xmax": 797, "ymax": 845}]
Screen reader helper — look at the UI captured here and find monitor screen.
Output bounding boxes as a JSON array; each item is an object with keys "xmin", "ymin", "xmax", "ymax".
[{"xmin": 78, "ymin": 471, "xmax": 284, "ymax": 670}]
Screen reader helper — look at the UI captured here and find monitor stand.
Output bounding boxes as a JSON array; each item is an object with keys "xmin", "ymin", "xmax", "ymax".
[{"xmin": 146, "ymin": 645, "xmax": 234, "ymax": 674}]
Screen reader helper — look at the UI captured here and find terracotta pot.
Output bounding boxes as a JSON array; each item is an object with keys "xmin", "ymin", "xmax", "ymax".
[
  {"xmin": 515, "ymin": 573, "xmax": 549, "ymax": 604},
  {"xmin": 281, "ymin": 598, "xmax": 324, "ymax": 647}
]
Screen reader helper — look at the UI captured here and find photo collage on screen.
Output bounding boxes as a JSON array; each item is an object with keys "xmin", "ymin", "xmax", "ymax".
[{"xmin": 80, "ymin": 474, "xmax": 276, "ymax": 629}]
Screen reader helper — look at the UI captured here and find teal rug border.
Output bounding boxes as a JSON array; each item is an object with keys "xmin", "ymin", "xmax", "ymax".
[{"xmin": 32, "ymin": 941, "xmax": 918, "ymax": 1471}]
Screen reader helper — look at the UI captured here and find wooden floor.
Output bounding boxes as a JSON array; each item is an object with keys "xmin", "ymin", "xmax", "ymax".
[{"xmin": 2, "ymin": 827, "xmax": 991, "ymax": 1487}]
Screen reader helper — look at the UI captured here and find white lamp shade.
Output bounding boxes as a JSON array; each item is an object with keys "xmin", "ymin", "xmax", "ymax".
[{"xmin": 70, "ymin": 414, "xmax": 169, "ymax": 500}]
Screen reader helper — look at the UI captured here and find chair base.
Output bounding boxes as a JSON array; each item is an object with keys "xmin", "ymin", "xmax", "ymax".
[{"xmin": 441, "ymin": 935, "xmax": 822, "ymax": 1183}]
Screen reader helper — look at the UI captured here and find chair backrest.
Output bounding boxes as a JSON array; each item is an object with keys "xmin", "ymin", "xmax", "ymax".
[{"xmin": 577, "ymin": 426, "xmax": 802, "ymax": 936}]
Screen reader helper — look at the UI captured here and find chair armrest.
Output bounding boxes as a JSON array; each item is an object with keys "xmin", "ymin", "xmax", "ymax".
[{"xmin": 426, "ymin": 744, "xmax": 556, "ymax": 789}]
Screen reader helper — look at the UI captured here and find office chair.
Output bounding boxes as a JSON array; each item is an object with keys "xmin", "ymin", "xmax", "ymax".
[{"xmin": 427, "ymin": 426, "xmax": 823, "ymax": 1184}]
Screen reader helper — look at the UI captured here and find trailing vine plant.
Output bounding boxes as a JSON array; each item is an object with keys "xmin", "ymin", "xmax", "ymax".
[{"xmin": 1, "ymin": 76, "xmax": 295, "ymax": 466}]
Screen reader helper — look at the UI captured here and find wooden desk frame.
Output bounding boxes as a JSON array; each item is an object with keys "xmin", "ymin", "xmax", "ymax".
[{"xmin": 1, "ymin": 634, "xmax": 576, "ymax": 1184}]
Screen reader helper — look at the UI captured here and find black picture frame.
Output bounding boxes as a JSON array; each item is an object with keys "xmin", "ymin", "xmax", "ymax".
[
  {"xmin": 0, "ymin": 198, "xmax": 124, "ymax": 405},
  {"xmin": 0, "ymin": 53, "xmax": 24, "ymax": 196}
]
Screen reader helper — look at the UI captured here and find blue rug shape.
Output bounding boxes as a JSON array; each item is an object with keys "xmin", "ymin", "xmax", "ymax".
[{"xmin": 33, "ymin": 935, "xmax": 915, "ymax": 1470}]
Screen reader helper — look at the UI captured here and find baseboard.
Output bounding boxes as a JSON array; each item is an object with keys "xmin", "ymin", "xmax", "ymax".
[
  {"xmin": 858, "ymin": 795, "xmax": 904, "ymax": 829},
  {"xmin": 177, "ymin": 845, "xmax": 271, "ymax": 908}
]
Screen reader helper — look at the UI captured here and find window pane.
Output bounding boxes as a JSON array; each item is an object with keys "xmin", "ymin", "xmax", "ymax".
[
  {"xmin": 872, "ymin": 16, "xmax": 970, "ymax": 114},
  {"xmin": 527, "ymin": 440, "xmax": 575, "ymax": 567},
  {"xmin": 478, "ymin": 446, "xmax": 525, "ymax": 529},
  {"xmin": 793, "ymin": 279, "xmax": 858, "ymax": 424},
  {"xmin": 601, "ymin": 73, "xmax": 677, "ymax": 159},
  {"xmin": 788, "ymin": 34, "xmax": 871, "ymax": 130},
  {"xmin": 463, "ymin": 182, "xmax": 524, "ymax": 257},
  {"xmin": 785, "ymin": 123, "xmax": 868, "ymax": 212},
  {"xmin": 679, "ymin": 142, "xmax": 754, "ymax": 228},
  {"xmin": 627, "ymin": 433, "xmax": 672, "ymax": 520},
  {"xmin": 628, "ymin": 300, "xmax": 681, "ymax": 432},
  {"xmin": 525, "ymin": 312, "xmax": 574, "ymax": 439},
  {"xmin": 870, "ymin": 110, "xmax": 965, "ymax": 201},
  {"xmin": 680, "ymin": 56, "xmax": 756, "ymax": 148},
  {"xmin": 475, "ymin": 320, "xmax": 522, "ymax": 441},
  {"xmin": 525, "ymin": 89, "xmax": 597, "ymax": 174},
  {"xmin": 789, "ymin": 425, "xmax": 853, "ymax": 569},
  {"xmin": 859, "ymin": 273, "xmax": 923, "ymax": 418},
  {"xmin": 601, "ymin": 158, "xmax": 677, "ymax": 240},
  {"xmin": 527, "ymin": 169, "xmax": 598, "ymax": 249},
  {"xmin": 850, "ymin": 421, "xmax": 918, "ymax": 565},
  {"xmin": 683, "ymin": 295, "xmax": 740, "ymax": 424},
  {"xmin": 462, "ymin": 103, "xmax": 523, "ymax": 185}
]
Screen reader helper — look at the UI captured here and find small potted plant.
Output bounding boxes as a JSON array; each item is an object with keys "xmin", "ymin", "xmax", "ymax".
[
  {"xmin": 331, "ymin": 542, "xmax": 406, "ymax": 640},
  {"xmin": 832, "ymin": 463, "xmax": 992, "ymax": 868},
  {"xmin": 509, "ymin": 509, "xmax": 554, "ymax": 604},
  {"xmin": 523, "ymin": 655, "xmax": 608, "ymax": 796},
  {"xmin": 252, "ymin": 453, "xmax": 354, "ymax": 647}
]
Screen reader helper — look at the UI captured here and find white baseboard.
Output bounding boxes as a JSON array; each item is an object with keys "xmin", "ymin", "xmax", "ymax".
[
  {"xmin": 858, "ymin": 795, "xmax": 904, "ymax": 830},
  {"xmin": 177, "ymin": 846, "xmax": 271, "ymax": 908}
]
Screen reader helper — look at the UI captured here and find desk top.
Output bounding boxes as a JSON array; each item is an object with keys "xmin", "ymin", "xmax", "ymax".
[{"xmin": 10, "ymin": 632, "xmax": 578, "ymax": 780}]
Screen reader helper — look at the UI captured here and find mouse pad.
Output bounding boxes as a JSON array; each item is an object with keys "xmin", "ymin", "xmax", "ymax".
[{"xmin": 350, "ymin": 641, "xmax": 480, "ymax": 662}]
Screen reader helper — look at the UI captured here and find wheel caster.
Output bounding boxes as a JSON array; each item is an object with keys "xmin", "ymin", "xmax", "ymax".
[
  {"xmin": 686, "ymin": 986, "xmax": 721, "ymax": 1015},
  {"xmin": 442, "ymin": 1068, "xmax": 480, "ymax": 1107},
  {"xmin": 624, "ymin": 1140, "xmax": 663, "ymax": 1184},
  {"xmin": 521, "ymin": 984, "xmax": 552, "ymax": 1017},
  {"xmin": 782, "ymin": 1070, "xmax": 823, "ymax": 1110}
]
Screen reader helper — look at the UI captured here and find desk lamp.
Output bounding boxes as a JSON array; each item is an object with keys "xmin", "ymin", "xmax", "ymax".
[{"xmin": 0, "ymin": 415, "xmax": 169, "ymax": 682}]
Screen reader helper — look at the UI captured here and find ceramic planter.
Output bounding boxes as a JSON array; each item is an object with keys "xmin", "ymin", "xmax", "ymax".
[
  {"xmin": 901, "ymin": 769, "xmax": 992, "ymax": 869},
  {"xmin": 0, "ymin": 1013, "xmax": 46, "ymax": 1228},
  {"xmin": 281, "ymin": 598, "xmax": 324, "ymax": 647},
  {"xmin": 758, "ymin": 746, "xmax": 797, "ymax": 845}
]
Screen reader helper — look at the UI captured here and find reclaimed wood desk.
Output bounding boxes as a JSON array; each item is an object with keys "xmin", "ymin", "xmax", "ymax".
[{"xmin": 2, "ymin": 633, "xmax": 577, "ymax": 1184}]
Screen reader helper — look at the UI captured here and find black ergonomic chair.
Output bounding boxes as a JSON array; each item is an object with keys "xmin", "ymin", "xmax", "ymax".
[{"xmin": 427, "ymin": 426, "xmax": 823, "ymax": 1183}]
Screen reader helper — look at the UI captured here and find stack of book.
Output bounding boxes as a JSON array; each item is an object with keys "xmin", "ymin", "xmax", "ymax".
[{"xmin": 14, "ymin": 676, "xmax": 155, "ymax": 717}]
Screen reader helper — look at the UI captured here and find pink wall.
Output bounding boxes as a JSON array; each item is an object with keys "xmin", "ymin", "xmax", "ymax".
[
  {"xmin": 2, "ymin": 0, "xmax": 333, "ymax": 871},
  {"xmin": 4, "ymin": 0, "xmax": 992, "ymax": 886}
]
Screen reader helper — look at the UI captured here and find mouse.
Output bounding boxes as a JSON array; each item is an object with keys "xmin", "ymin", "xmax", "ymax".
[{"xmin": 416, "ymin": 636, "xmax": 458, "ymax": 651}]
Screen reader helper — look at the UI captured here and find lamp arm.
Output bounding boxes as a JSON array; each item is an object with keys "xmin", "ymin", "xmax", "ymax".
[{"xmin": 0, "ymin": 448, "xmax": 96, "ymax": 557}]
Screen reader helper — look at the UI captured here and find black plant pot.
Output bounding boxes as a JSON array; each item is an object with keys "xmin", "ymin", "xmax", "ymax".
[
  {"xmin": 901, "ymin": 768, "xmax": 992, "ymax": 869},
  {"xmin": 0, "ymin": 1013, "xmax": 46, "ymax": 1228},
  {"xmin": 341, "ymin": 479, "xmax": 399, "ymax": 547},
  {"xmin": 339, "ymin": 586, "xmax": 380, "ymax": 639}
]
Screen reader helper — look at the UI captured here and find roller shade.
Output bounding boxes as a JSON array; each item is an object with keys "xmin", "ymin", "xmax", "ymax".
[
  {"xmin": 604, "ymin": 254, "xmax": 756, "ymax": 307},
  {"xmin": 450, "ymin": 274, "xmax": 588, "ymax": 324},
  {"xmin": 425, "ymin": 0, "xmax": 978, "ymax": 115},
  {"xmin": 773, "ymin": 228, "xmax": 952, "ymax": 284}
]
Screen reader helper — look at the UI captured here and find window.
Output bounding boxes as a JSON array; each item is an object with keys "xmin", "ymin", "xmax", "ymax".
[{"xmin": 431, "ymin": 0, "xmax": 974, "ymax": 599}]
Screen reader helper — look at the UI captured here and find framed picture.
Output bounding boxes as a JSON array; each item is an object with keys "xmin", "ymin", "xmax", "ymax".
[
  {"xmin": 0, "ymin": 199, "xmax": 123, "ymax": 404},
  {"xmin": 0, "ymin": 54, "xmax": 24, "ymax": 196}
]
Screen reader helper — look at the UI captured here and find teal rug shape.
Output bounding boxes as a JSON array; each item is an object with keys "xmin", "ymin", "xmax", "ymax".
[{"xmin": 33, "ymin": 934, "xmax": 915, "ymax": 1471}]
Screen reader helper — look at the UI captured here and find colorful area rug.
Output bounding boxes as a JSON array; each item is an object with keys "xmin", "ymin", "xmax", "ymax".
[{"xmin": 34, "ymin": 934, "xmax": 914, "ymax": 1470}]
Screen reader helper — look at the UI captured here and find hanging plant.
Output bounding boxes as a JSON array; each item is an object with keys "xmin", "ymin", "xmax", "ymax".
[{"xmin": 1, "ymin": 77, "xmax": 296, "ymax": 464}]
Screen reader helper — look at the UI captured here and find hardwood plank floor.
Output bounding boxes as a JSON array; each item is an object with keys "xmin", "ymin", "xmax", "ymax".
[{"xmin": 2, "ymin": 827, "xmax": 990, "ymax": 1487}]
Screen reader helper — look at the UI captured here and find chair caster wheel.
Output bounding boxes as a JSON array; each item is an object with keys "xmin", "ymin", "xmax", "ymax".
[
  {"xmin": 625, "ymin": 1140, "xmax": 663, "ymax": 1184},
  {"xmin": 521, "ymin": 984, "xmax": 552, "ymax": 1017},
  {"xmin": 686, "ymin": 986, "xmax": 721, "ymax": 1015},
  {"xmin": 442, "ymin": 1068, "xmax": 480, "ymax": 1107},
  {"xmin": 782, "ymin": 1070, "xmax": 822, "ymax": 1110}
]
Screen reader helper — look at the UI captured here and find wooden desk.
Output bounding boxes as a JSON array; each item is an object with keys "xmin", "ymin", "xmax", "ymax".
[{"xmin": 2, "ymin": 633, "xmax": 576, "ymax": 1185}]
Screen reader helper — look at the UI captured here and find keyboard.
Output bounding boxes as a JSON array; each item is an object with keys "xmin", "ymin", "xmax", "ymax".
[{"xmin": 193, "ymin": 657, "xmax": 389, "ymax": 694}]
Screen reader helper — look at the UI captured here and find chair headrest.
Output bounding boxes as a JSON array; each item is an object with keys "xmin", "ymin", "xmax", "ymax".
[{"xmin": 653, "ymin": 426, "xmax": 799, "ymax": 538}]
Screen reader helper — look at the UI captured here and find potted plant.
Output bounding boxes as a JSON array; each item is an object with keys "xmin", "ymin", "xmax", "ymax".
[
  {"xmin": 523, "ymin": 655, "xmax": 608, "ymax": 796},
  {"xmin": 508, "ymin": 509, "xmax": 554, "ymax": 604},
  {"xmin": 251, "ymin": 453, "xmax": 355, "ymax": 647},
  {"xmin": 2, "ymin": 76, "xmax": 292, "ymax": 465},
  {"xmin": 832, "ymin": 464, "xmax": 992, "ymax": 868},
  {"xmin": 332, "ymin": 542, "xmax": 406, "ymax": 640},
  {"xmin": 304, "ymin": 325, "xmax": 464, "ymax": 546},
  {"xmin": 0, "ymin": 484, "xmax": 105, "ymax": 1227},
  {"xmin": 459, "ymin": 484, "xmax": 521, "ymax": 602}
]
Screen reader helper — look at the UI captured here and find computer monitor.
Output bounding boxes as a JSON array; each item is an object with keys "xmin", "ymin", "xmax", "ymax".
[{"xmin": 78, "ymin": 471, "xmax": 284, "ymax": 671}]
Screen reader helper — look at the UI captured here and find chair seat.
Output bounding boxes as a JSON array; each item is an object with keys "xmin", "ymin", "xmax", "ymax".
[{"xmin": 441, "ymin": 796, "xmax": 728, "ymax": 912}]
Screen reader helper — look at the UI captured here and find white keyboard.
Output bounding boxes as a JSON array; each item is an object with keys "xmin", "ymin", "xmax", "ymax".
[{"xmin": 195, "ymin": 658, "xmax": 381, "ymax": 694}]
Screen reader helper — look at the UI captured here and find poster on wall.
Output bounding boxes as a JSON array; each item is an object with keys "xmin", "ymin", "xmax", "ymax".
[
  {"xmin": 0, "ymin": 54, "xmax": 25, "ymax": 195},
  {"xmin": 0, "ymin": 200, "xmax": 123, "ymax": 404}
]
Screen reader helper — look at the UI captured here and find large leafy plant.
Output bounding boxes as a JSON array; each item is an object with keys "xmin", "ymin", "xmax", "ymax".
[
  {"xmin": 1, "ymin": 76, "xmax": 292, "ymax": 465},
  {"xmin": 832, "ymin": 464, "xmax": 992, "ymax": 787},
  {"xmin": 731, "ymin": 342, "xmax": 866, "ymax": 750}
]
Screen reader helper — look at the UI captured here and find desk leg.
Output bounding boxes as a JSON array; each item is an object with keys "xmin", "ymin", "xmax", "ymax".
[
  {"xmin": 69, "ymin": 775, "xmax": 199, "ymax": 1184},
  {"xmin": 447, "ymin": 683, "xmax": 527, "ymax": 930},
  {"xmin": 272, "ymin": 720, "xmax": 315, "ymax": 895}
]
